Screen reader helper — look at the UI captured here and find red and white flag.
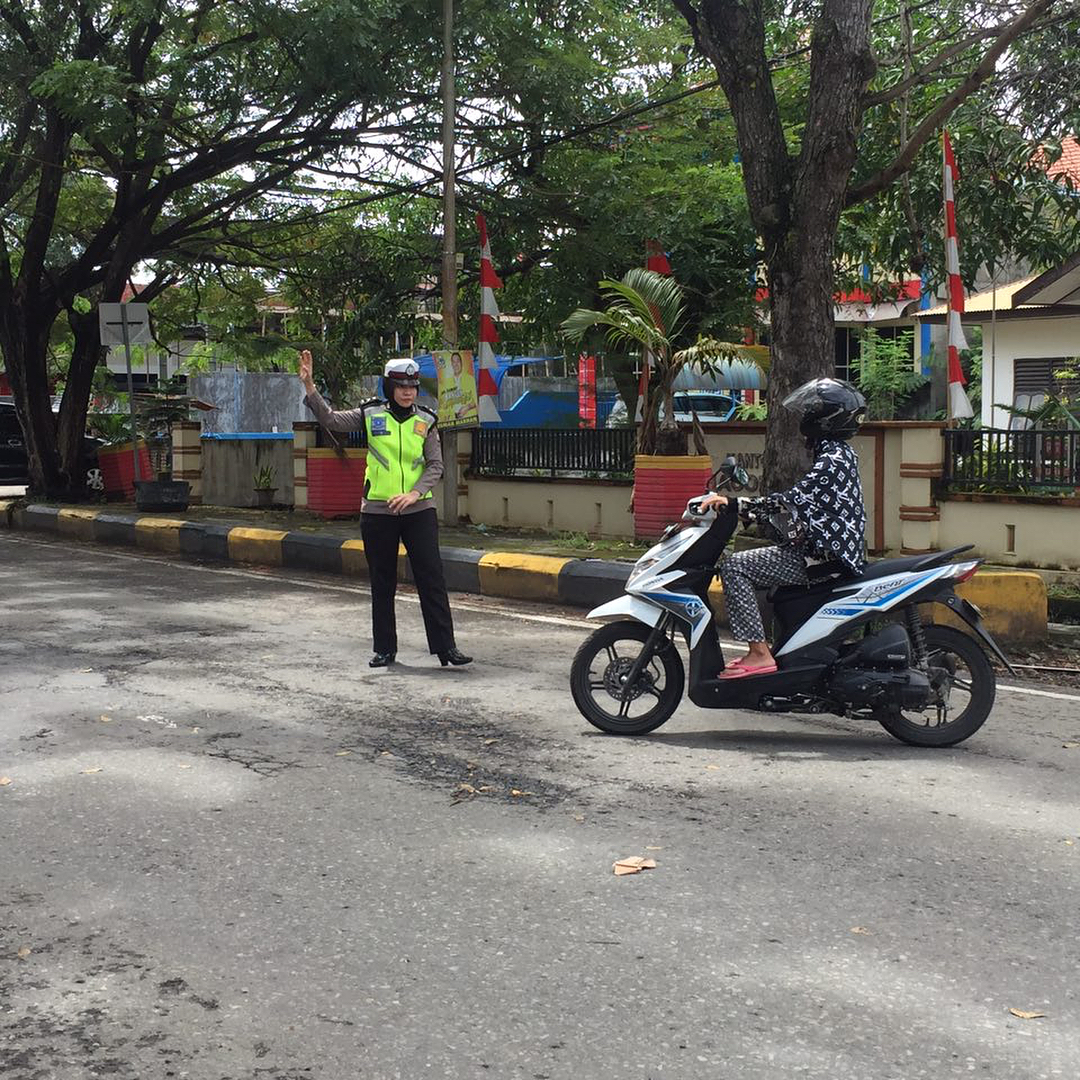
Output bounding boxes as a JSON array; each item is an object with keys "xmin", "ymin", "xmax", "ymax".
[
  {"xmin": 476, "ymin": 213, "xmax": 502, "ymax": 424},
  {"xmin": 942, "ymin": 131, "xmax": 974, "ymax": 420}
]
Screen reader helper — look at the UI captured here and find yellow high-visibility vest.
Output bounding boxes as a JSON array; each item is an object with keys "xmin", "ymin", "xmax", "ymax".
[{"xmin": 364, "ymin": 405, "xmax": 435, "ymax": 501}]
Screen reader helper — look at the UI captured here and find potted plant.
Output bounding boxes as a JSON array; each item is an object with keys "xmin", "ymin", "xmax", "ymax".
[
  {"xmin": 562, "ymin": 268, "xmax": 766, "ymax": 538},
  {"xmin": 253, "ymin": 464, "xmax": 277, "ymax": 507},
  {"xmin": 88, "ymin": 411, "xmax": 154, "ymax": 500}
]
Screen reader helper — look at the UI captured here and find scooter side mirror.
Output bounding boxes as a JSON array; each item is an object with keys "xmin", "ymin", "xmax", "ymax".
[{"xmin": 734, "ymin": 466, "xmax": 750, "ymax": 487}]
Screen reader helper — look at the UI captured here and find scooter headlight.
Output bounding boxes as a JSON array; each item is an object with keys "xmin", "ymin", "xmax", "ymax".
[{"xmin": 627, "ymin": 556, "xmax": 662, "ymax": 588}]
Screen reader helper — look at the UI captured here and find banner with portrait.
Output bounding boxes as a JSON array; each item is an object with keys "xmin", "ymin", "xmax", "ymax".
[{"xmin": 434, "ymin": 349, "xmax": 479, "ymax": 429}]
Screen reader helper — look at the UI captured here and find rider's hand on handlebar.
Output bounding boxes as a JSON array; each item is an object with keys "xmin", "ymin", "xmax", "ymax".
[{"xmin": 697, "ymin": 492, "xmax": 728, "ymax": 511}]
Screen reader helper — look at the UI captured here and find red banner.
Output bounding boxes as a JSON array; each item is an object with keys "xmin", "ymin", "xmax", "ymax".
[{"xmin": 578, "ymin": 354, "xmax": 597, "ymax": 428}]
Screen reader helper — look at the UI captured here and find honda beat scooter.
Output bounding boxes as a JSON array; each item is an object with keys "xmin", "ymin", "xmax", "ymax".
[{"xmin": 569, "ymin": 458, "xmax": 1013, "ymax": 747}]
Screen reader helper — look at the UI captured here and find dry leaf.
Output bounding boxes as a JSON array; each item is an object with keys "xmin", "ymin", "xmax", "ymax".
[
  {"xmin": 1009, "ymin": 1009, "xmax": 1046, "ymax": 1019},
  {"xmin": 850, "ymin": 926, "xmax": 871, "ymax": 935},
  {"xmin": 573, "ymin": 814, "xmax": 585, "ymax": 823},
  {"xmin": 81, "ymin": 767, "xmax": 103, "ymax": 775},
  {"xmin": 510, "ymin": 789, "xmax": 533, "ymax": 797},
  {"xmin": 457, "ymin": 782, "xmax": 477, "ymax": 795},
  {"xmin": 17, "ymin": 947, "xmax": 31, "ymax": 959},
  {"xmin": 178, "ymin": 764, "xmax": 192, "ymax": 770},
  {"xmin": 613, "ymin": 856, "xmax": 657, "ymax": 876},
  {"xmin": 80, "ymin": 667, "xmax": 94, "ymax": 673},
  {"xmin": 99, "ymin": 714, "xmax": 112, "ymax": 723},
  {"xmin": 0, "ymin": 777, "xmax": 11, "ymax": 787},
  {"xmin": 189, "ymin": 727, "xmax": 200, "ymax": 734},
  {"xmin": 335, "ymin": 750, "xmax": 352, "ymax": 757},
  {"xmin": 645, "ymin": 846, "xmax": 662, "ymax": 851},
  {"xmin": 705, "ymin": 764, "xmax": 721, "ymax": 771},
  {"xmin": 1063, "ymin": 742, "xmax": 1079, "ymax": 749},
  {"xmin": 1063, "ymin": 839, "xmax": 1075, "ymax": 846},
  {"xmin": 483, "ymin": 738, "xmax": 497, "ymax": 745}
]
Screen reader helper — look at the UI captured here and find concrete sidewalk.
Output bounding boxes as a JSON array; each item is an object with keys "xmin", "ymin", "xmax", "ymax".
[{"xmin": 0, "ymin": 497, "xmax": 1048, "ymax": 643}]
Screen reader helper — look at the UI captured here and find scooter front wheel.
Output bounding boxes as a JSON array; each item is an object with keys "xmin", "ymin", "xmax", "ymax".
[{"xmin": 570, "ymin": 620, "xmax": 684, "ymax": 735}]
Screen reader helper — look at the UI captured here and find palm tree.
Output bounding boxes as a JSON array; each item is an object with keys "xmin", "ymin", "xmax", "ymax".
[{"xmin": 561, "ymin": 268, "xmax": 766, "ymax": 455}]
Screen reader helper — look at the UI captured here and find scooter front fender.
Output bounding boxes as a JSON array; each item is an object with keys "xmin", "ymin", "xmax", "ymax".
[{"xmin": 586, "ymin": 594, "xmax": 663, "ymax": 628}]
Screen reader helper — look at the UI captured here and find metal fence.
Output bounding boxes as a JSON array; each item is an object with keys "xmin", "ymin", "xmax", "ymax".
[
  {"xmin": 471, "ymin": 427, "xmax": 635, "ymax": 479},
  {"xmin": 943, "ymin": 428, "xmax": 1080, "ymax": 491}
]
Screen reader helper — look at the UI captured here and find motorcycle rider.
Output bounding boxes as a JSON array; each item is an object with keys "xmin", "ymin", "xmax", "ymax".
[{"xmin": 699, "ymin": 378, "xmax": 868, "ymax": 679}]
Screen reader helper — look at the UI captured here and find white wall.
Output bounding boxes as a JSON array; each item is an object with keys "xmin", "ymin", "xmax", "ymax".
[{"xmin": 978, "ymin": 315, "xmax": 1080, "ymax": 428}]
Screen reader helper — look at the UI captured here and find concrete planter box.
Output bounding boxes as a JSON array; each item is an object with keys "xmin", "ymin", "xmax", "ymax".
[
  {"xmin": 307, "ymin": 448, "xmax": 367, "ymax": 519},
  {"xmin": 98, "ymin": 440, "xmax": 152, "ymax": 499},
  {"xmin": 633, "ymin": 453, "xmax": 713, "ymax": 540}
]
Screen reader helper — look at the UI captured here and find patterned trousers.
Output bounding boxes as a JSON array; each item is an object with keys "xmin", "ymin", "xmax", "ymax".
[{"xmin": 718, "ymin": 545, "xmax": 808, "ymax": 643}]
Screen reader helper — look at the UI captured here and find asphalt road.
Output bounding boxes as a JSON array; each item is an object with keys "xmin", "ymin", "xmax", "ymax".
[{"xmin": 2, "ymin": 532, "xmax": 1078, "ymax": 1080}]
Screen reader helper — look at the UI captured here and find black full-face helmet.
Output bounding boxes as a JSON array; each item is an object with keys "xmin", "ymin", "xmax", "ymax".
[{"xmin": 782, "ymin": 378, "xmax": 866, "ymax": 445}]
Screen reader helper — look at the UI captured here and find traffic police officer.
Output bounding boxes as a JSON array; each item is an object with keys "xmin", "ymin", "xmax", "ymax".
[{"xmin": 299, "ymin": 350, "xmax": 472, "ymax": 669}]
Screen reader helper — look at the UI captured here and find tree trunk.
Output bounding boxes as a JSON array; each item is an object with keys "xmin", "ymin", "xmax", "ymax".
[
  {"xmin": 57, "ymin": 308, "xmax": 108, "ymax": 496},
  {"xmin": 674, "ymin": 0, "xmax": 876, "ymax": 489},
  {"xmin": 0, "ymin": 295, "xmax": 64, "ymax": 495}
]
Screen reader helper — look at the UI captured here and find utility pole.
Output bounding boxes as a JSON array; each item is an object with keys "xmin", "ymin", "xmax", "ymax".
[{"xmin": 439, "ymin": 0, "xmax": 459, "ymax": 525}]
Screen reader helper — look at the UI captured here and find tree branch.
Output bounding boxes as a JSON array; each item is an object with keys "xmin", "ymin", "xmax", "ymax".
[{"xmin": 846, "ymin": 0, "xmax": 1057, "ymax": 207}]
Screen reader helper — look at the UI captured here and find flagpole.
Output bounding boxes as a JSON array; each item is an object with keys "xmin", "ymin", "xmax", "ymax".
[{"xmin": 440, "ymin": 0, "xmax": 459, "ymax": 524}]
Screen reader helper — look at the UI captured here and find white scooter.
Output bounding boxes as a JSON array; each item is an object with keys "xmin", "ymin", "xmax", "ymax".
[{"xmin": 569, "ymin": 457, "xmax": 1013, "ymax": 746}]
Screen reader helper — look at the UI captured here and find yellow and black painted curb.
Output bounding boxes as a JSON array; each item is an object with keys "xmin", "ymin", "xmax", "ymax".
[
  {"xmin": 0, "ymin": 500, "xmax": 1048, "ymax": 642},
  {"xmin": 0, "ymin": 502, "xmax": 633, "ymax": 611}
]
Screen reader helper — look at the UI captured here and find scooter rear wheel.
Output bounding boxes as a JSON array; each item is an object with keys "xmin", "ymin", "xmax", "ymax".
[
  {"xmin": 570, "ymin": 620, "xmax": 684, "ymax": 735},
  {"xmin": 877, "ymin": 624, "xmax": 995, "ymax": 747}
]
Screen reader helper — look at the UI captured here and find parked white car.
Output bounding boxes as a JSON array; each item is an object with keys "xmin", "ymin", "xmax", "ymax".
[{"xmin": 606, "ymin": 389, "xmax": 739, "ymax": 428}]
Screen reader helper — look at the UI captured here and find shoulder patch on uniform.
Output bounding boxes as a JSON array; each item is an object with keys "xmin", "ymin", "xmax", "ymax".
[
  {"xmin": 359, "ymin": 397, "xmax": 384, "ymax": 409},
  {"xmin": 416, "ymin": 403, "xmax": 438, "ymax": 422}
]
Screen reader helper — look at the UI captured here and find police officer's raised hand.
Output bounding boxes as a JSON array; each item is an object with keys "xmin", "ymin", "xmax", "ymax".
[
  {"xmin": 298, "ymin": 349, "xmax": 315, "ymax": 394},
  {"xmin": 388, "ymin": 490, "xmax": 421, "ymax": 514}
]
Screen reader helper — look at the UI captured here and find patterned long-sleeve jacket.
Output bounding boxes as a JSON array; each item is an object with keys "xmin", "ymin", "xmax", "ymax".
[{"xmin": 747, "ymin": 439, "xmax": 867, "ymax": 573}]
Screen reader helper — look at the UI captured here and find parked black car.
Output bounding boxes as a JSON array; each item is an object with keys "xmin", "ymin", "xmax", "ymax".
[{"xmin": 0, "ymin": 400, "xmax": 104, "ymax": 491}]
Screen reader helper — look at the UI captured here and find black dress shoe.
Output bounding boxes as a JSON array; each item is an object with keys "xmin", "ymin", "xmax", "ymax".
[
  {"xmin": 369, "ymin": 651, "xmax": 396, "ymax": 668},
  {"xmin": 438, "ymin": 647, "xmax": 472, "ymax": 667}
]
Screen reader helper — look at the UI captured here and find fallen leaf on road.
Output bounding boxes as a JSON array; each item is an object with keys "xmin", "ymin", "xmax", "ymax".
[
  {"xmin": 850, "ymin": 926, "xmax": 871, "ymax": 935},
  {"xmin": 483, "ymin": 738, "xmax": 497, "ymax": 745},
  {"xmin": 1009, "ymin": 1009, "xmax": 1046, "ymax": 1019},
  {"xmin": 335, "ymin": 750, "xmax": 352, "ymax": 757},
  {"xmin": 81, "ymin": 767, "xmax": 102, "ymax": 775},
  {"xmin": 510, "ymin": 789, "xmax": 533, "ymax": 797},
  {"xmin": 80, "ymin": 668, "xmax": 94, "ymax": 673},
  {"xmin": 178, "ymin": 764, "xmax": 192, "ymax": 770},
  {"xmin": 0, "ymin": 777, "xmax": 11, "ymax": 787},
  {"xmin": 17, "ymin": 947, "xmax": 30, "ymax": 959},
  {"xmin": 573, "ymin": 814, "xmax": 585, "ymax": 823},
  {"xmin": 98, "ymin": 715, "xmax": 112, "ymax": 723},
  {"xmin": 613, "ymin": 857, "xmax": 657, "ymax": 876},
  {"xmin": 646, "ymin": 846, "xmax": 662, "ymax": 851},
  {"xmin": 1063, "ymin": 839, "xmax": 1075, "ymax": 846},
  {"xmin": 456, "ymin": 783, "xmax": 477, "ymax": 795},
  {"xmin": 1063, "ymin": 742, "xmax": 1079, "ymax": 749},
  {"xmin": 705, "ymin": 764, "xmax": 721, "ymax": 771}
]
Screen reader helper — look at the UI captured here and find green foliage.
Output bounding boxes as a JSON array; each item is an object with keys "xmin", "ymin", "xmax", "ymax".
[
  {"xmin": 562, "ymin": 269, "xmax": 765, "ymax": 454},
  {"xmin": 853, "ymin": 329, "xmax": 926, "ymax": 420},
  {"xmin": 252, "ymin": 465, "xmax": 277, "ymax": 490},
  {"xmin": 735, "ymin": 401, "xmax": 768, "ymax": 421}
]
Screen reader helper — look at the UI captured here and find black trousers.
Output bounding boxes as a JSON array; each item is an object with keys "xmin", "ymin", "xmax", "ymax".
[{"xmin": 360, "ymin": 507, "xmax": 455, "ymax": 655}]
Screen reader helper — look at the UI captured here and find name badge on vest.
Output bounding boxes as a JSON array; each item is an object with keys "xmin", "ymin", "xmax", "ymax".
[
  {"xmin": 413, "ymin": 420, "xmax": 428, "ymax": 437},
  {"xmin": 370, "ymin": 415, "xmax": 389, "ymax": 435}
]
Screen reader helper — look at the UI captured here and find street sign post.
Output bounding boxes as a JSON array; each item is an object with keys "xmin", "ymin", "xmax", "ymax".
[{"xmin": 99, "ymin": 303, "xmax": 152, "ymax": 485}]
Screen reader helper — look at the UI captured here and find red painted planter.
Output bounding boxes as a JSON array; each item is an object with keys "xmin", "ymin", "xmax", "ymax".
[
  {"xmin": 307, "ymin": 448, "xmax": 367, "ymax": 519},
  {"xmin": 633, "ymin": 454, "xmax": 714, "ymax": 540},
  {"xmin": 98, "ymin": 441, "xmax": 152, "ymax": 499}
]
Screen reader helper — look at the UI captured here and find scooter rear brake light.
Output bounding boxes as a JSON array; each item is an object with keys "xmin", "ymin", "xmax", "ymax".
[{"xmin": 951, "ymin": 560, "xmax": 980, "ymax": 584}]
